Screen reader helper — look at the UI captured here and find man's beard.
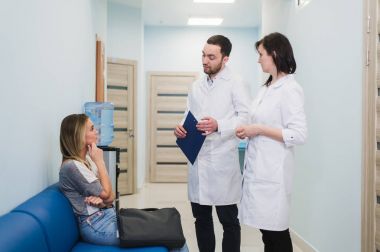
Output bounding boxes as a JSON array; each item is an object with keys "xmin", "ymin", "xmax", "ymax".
[{"xmin": 203, "ymin": 60, "xmax": 223, "ymax": 75}]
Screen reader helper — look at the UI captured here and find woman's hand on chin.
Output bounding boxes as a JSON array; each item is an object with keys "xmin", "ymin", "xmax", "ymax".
[{"xmin": 87, "ymin": 142, "xmax": 104, "ymax": 163}]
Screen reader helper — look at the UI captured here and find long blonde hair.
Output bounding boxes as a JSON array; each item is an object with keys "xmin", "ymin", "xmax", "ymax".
[{"xmin": 59, "ymin": 114, "xmax": 88, "ymax": 164}]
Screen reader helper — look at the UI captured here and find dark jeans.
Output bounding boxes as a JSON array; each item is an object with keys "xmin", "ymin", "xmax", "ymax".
[
  {"xmin": 260, "ymin": 229, "xmax": 293, "ymax": 252},
  {"xmin": 191, "ymin": 202, "xmax": 241, "ymax": 252}
]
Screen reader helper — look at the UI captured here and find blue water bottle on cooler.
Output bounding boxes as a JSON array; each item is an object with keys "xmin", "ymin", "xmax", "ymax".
[{"xmin": 84, "ymin": 102, "xmax": 114, "ymax": 146}]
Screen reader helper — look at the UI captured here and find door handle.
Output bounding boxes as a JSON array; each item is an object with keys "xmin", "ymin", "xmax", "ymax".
[{"xmin": 128, "ymin": 129, "xmax": 134, "ymax": 138}]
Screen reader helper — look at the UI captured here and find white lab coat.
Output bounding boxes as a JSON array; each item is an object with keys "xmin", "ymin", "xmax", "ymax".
[
  {"xmin": 239, "ymin": 74, "xmax": 307, "ymax": 231},
  {"xmin": 184, "ymin": 67, "xmax": 250, "ymax": 205}
]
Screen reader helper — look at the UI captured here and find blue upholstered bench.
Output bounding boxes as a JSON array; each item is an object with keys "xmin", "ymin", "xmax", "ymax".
[{"xmin": 0, "ymin": 183, "xmax": 168, "ymax": 252}]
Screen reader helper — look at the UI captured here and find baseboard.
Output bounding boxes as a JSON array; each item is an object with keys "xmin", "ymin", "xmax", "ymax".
[{"xmin": 290, "ymin": 228, "xmax": 318, "ymax": 252}]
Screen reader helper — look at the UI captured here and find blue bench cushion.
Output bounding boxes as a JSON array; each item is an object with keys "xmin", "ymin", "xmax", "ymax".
[
  {"xmin": 0, "ymin": 212, "xmax": 49, "ymax": 252},
  {"xmin": 72, "ymin": 242, "xmax": 168, "ymax": 252},
  {"xmin": 12, "ymin": 184, "xmax": 79, "ymax": 252}
]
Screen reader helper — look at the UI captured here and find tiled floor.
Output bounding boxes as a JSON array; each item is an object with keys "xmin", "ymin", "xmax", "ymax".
[{"xmin": 119, "ymin": 183, "xmax": 302, "ymax": 252}]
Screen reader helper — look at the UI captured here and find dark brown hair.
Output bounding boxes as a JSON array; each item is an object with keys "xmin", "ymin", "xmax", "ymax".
[
  {"xmin": 207, "ymin": 35, "xmax": 232, "ymax": 57},
  {"xmin": 255, "ymin": 32, "xmax": 297, "ymax": 86}
]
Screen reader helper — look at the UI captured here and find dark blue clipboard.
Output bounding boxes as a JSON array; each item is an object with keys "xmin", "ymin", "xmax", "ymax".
[{"xmin": 176, "ymin": 111, "xmax": 206, "ymax": 165}]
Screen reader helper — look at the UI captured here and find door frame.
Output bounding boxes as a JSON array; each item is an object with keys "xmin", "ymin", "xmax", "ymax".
[{"xmin": 362, "ymin": 0, "xmax": 377, "ymax": 250}]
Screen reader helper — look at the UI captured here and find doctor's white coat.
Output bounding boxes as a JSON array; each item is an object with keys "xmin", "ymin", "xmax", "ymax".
[
  {"xmin": 184, "ymin": 67, "xmax": 250, "ymax": 205},
  {"xmin": 239, "ymin": 74, "xmax": 307, "ymax": 231}
]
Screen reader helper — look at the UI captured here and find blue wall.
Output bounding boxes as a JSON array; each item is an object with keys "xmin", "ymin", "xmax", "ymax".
[
  {"xmin": 144, "ymin": 26, "xmax": 260, "ymax": 95},
  {"xmin": 0, "ymin": 0, "xmax": 107, "ymax": 215}
]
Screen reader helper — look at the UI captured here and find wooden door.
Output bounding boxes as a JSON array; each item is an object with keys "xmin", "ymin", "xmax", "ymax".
[
  {"xmin": 149, "ymin": 72, "xmax": 198, "ymax": 182},
  {"xmin": 107, "ymin": 58, "xmax": 137, "ymax": 195}
]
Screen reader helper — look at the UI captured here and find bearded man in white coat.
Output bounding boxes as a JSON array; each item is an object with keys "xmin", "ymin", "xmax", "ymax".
[{"xmin": 174, "ymin": 35, "xmax": 250, "ymax": 252}]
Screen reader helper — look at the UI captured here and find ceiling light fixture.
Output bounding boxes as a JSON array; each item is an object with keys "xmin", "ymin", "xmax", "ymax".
[
  {"xmin": 193, "ymin": 0, "xmax": 235, "ymax": 3},
  {"xmin": 187, "ymin": 17, "xmax": 223, "ymax": 26}
]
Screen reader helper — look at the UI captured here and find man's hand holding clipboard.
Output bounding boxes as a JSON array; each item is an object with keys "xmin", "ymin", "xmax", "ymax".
[{"xmin": 174, "ymin": 111, "xmax": 207, "ymax": 165}]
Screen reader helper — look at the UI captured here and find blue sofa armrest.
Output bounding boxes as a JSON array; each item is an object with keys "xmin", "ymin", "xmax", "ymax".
[
  {"xmin": 12, "ymin": 184, "xmax": 79, "ymax": 252},
  {"xmin": 0, "ymin": 212, "xmax": 49, "ymax": 252}
]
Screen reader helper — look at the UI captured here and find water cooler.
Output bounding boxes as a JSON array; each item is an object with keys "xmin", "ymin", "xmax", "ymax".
[
  {"xmin": 99, "ymin": 146, "xmax": 120, "ymax": 211},
  {"xmin": 84, "ymin": 102, "xmax": 121, "ymax": 211}
]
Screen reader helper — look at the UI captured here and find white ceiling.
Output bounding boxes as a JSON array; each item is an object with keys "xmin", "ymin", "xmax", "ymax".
[{"xmin": 110, "ymin": 0, "xmax": 262, "ymax": 27}]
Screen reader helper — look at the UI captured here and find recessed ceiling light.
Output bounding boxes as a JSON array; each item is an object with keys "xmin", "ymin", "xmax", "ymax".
[
  {"xmin": 194, "ymin": 0, "xmax": 235, "ymax": 3},
  {"xmin": 187, "ymin": 17, "xmax": 223, "ymax": 26}
]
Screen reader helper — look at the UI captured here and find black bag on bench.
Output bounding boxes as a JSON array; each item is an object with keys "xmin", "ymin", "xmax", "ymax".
[{"xmin": 118, "ymin": 207, "xmax": 186, "ymax": 249}]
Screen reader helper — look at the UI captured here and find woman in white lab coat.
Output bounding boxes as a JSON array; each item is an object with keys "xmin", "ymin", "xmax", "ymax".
[{"xmin": 236, "ymin": 32, "xmax": 307, "ymax": 252}]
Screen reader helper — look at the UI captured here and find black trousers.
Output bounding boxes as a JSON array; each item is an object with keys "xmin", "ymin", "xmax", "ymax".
[
  {"xmin": 260, "ymin": 229, "xmax": 293, "ymax": 252},
  {"xmin": 191, "ymin": 202, "xmax": 241, "ymax": 252}
]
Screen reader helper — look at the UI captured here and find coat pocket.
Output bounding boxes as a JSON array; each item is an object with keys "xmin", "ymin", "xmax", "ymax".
[
  {"xmin": 253, "ymin": 137, "xmax": 285, "ymax": 183},
  {"xmin": 245, "ymin": 181, "xmax": 281, "ymax": 227}
]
